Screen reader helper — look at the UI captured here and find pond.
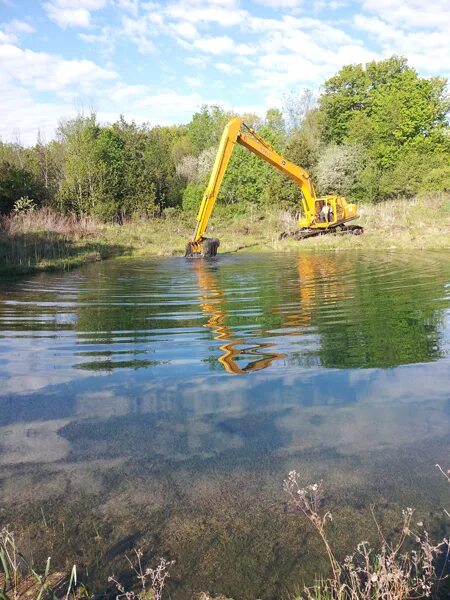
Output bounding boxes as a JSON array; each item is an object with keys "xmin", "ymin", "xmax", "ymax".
[{"xmin": 0, "ymin": 251, "xmax": 449, "ymax": 599}]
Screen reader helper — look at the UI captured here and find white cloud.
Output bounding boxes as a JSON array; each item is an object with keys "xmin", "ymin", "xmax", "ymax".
[
  {"xmin": 185, "ymin": 55, "xmax": 210, "ymax": 68},
  {"xmin": 192, "ymin": 35, "xmax": 233, "ymax": 54},
  {"xmin": 192, "ymin": 35, "xmax": 255, "ymax": 56},
  {"xmin": 171, "ymin": 21, "xmax": 199, "ymax": 40},
  {"xmin": 0, "ymin": 83, "xmax": 72, "ymax": 144},
  {"xmin": 242, "ymin": 14, "xmax": 379, "ymax": 91},
  {"xmin": 79, "ymin": 26, "xmax": 116, "ymax": 56},
  {"xmin": 328, "ymin": 0, "xmax": 346, "ymax": 7},
  {"xmin": 109, "ymin": 82, "xmax": 151, "ymax": 102},
  {"xmin": 254, "ymin": 0, "xmax": 303, "ymax": 8},
  {"xmin": 164, "ymin": 2, "xmax": 247, "ymax": 26},
  {"xmin": 0, "ymin": 19, "xmax": 34, "ymax": 43},
  {"xmin": 5, "ymin": 19, "xmax": 34, "ymax": 35},
  {"xmin": 120, "ymin": 15, "xmax": 157, "ymax": 52},
  {"xmin": 353, "ymin": 13, "xmax": 450, "ymax": 76},
  {"xmin": 361, "ymin": 0, "xmax": 450, "ymax": 31},
  {"xmin": 0, "ymin": 43, "xmax": 117, "ymax": 92},
  {"xmin": 215, "ymin": 62, "xmax": 234, "ymax": 74},
  {"xmin": 184, "ymin": 75, "xmax": 202, "ymax": 87},
  {"xmin": 0, "ymin": 0, "xmax": 447, "ymax": 144},
  {"xmin": 43, "ymin": 0, "xmax": 108, "ymax": 29},
  {"xmin": 114, "ymin": 0, "xmax": 139, "ymax": 15}
]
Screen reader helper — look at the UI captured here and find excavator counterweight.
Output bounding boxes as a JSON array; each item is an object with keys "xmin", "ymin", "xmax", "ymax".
[{"xmin": 185, "ymin": 117, "xmax": 361, "ymax": 256}]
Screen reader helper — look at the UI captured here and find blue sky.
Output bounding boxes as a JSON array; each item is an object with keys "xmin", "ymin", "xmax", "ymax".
[{"xmin": 0, "ymin": 0, "xmax": 448, "ymax": 144}]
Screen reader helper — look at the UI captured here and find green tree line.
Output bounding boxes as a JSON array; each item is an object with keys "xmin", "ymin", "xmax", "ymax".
[{"xmin": 1, "ymin": 56, "xmax": 448, "ymax": 220}]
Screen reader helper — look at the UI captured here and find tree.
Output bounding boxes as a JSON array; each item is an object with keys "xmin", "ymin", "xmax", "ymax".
[
  {"xmin": 319, "ymin": 56, "xmax": 450, "ymax": 200},
  {"xmin": 320, "ymin": 63, "xmax": 367, "ymax": 143},
  {"xmin": 56, "ymin": 113, "xmax": 101, "ymax": 214},
  {"xmin": 219, "ymin": 125, "xmax": 283, "ymax": 207},
  {"xmin": 187, "ymin": 105, "xmax": 234, "ymax": 155},
  {"xmin": 264, "ymin": 108, "xmax": 285, "ymax": 137},
  {"xmin": 265, "ymin": 106, "xmax": 324, "ymax": 209},
  {"xmin": 320, "ymin": 57, "xmax": 449, "ymax": 161},
  {"xmin": 112, "ymin": 118, "xmax": 157, "ymax": 218},
  {"xmin": 90, "ymin": 127, "xmax": 126, "ymax": 220},
  {"xmin": 317, "ymin": 143, "xmax": 366, "ymax": 198}
]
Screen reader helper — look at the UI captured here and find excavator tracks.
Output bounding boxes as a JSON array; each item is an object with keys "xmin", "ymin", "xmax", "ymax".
[{"xmin": 280, "ymin": 224, "xmax": 364, "ymax": 240}]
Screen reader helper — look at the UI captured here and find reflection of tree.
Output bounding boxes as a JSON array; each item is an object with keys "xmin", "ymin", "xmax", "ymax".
[
  {"xmin": 194, "ymin": 260, "xmax": 285, "ymax": 374},
  {"xmin": 293, "ymin": 254, "xmax": 445, "ymax": 369}
]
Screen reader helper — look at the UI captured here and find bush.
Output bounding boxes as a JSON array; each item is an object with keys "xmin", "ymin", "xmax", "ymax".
[
  {"xmin": 0, "ymin": 162, "xmax": 47, "ymax": 214},
  {"xmin": 422, "ymin": 165, "xmax": 450, "ymax": 193},
  {"xmin": 13, "ymin": 196, "xmax": 36, "ymax": 213}
]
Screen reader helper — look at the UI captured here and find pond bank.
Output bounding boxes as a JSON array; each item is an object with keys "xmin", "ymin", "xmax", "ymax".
[{"xmin": 1, "ymin": 194, "xmax": 449, "ymax": 276}]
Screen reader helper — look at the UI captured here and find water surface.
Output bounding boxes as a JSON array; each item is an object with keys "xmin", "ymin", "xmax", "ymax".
[{"xmin": 0, "ymin": 252, "xmax": 449, "ymax": 598}]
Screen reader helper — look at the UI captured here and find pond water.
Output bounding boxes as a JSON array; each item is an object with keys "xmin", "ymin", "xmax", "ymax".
[{"xmin": 0, "ymin": 251, "xmax": 449, "ymax": 599}]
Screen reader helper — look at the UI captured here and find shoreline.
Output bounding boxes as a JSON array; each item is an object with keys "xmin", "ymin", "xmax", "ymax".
[{"xmin": 1, "ymin": 194, "xmax": 449, "ymax": 277}]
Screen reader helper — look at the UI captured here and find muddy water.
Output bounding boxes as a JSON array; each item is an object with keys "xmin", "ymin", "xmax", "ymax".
[{"xmin": 0, "ymin": 252, "xmax": 449, "ymax": 598}]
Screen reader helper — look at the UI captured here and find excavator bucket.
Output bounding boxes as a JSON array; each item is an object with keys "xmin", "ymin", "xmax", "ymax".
[{"xmin": 185, "ymin": 238, "xmax": 220, "ymax": 258}]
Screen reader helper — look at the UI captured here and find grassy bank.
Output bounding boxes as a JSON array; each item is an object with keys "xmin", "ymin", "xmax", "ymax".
[
  {"xmin": 0, "ymin": 209, "xmax": 131, "ymax": 276},
  {"xmin": 1, "ymin": 195, "xmax": 449, "ymax": 275}
]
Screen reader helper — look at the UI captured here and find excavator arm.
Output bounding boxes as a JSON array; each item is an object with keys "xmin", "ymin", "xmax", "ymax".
[
  {"xmin": 186, "ymin": 118, "xmax": 241, "ymax": 256},
  {"xmin": 185, "ymin": 117, "xmax": 359, "ymax": 256}
]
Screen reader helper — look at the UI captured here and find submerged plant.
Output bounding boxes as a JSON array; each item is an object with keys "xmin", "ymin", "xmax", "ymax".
[{"xmin": 284, "ymin": 471, "xmax": 448, "ymax": 600}]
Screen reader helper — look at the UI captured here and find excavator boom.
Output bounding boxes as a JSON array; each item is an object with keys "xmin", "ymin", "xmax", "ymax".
[{"xmin": 185, "ymin": 117, "xmax": 360, "ymax": 256}]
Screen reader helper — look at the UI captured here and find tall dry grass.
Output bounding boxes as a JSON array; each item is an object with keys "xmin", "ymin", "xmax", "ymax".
[
  {"xmin": 0, "ymin": 209, "xmax": 127, "ymax": 275},
  {"xmin": 1, "ymin": 208, "xmax": 99, "ymax": 238}
]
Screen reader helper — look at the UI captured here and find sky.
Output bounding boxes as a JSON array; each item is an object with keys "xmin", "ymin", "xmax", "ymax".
[{"xmin": 0, "ymin": 0, "xmax": 449, "ymax": 145}]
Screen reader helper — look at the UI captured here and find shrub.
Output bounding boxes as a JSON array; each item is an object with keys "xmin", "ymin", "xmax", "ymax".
[{"xmin": 13, "ymin": 196, "xmax": 36, "ymax": 213}]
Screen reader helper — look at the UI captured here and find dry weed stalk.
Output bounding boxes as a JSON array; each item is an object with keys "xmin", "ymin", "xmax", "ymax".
[
  {"xmin": 435, "ymin": 464, "xmax": 450, "ymax": 484},
  {"xmin": 284, "ymin": 471, "xmax": 448, "ymax": 600},
  {"xmin": 436, "ymin": 464, "xmax": 450, "ymax": 519},
  {"xmin": 108, "ymin": 551, "xmax": 174, "ymax": 600}
]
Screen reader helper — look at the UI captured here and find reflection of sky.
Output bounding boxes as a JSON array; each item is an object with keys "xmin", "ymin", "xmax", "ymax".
[{"xmin": 1, "ymin": 360, "xmax": 450, "ymax": 467}]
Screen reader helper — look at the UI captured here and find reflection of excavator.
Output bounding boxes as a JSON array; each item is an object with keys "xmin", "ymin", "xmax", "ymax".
[
  {"xmin": 186, "ymin": 117, "xmax": 362, "ymax": 256},
  {"xmin": 296, "ymin": 254, "xmax": 341, "ymax": 320},
  {"xmin": 272, "ymin": 255, "xmax": 342, "ymax": 333},
  {"xmin": 193, "ymin": 260, "xmax": 285, "ymax": 374}
]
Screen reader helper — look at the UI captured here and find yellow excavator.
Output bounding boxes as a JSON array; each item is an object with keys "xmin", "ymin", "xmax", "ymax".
[{"xmin": 185, "ymin": 117, "xmax": 362, "ymax": 256}]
